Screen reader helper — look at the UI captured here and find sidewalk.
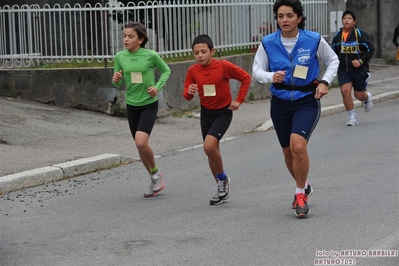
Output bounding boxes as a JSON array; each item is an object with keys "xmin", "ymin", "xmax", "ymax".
[{"xmin": 1, "ymin": 63, "xmax": 399, "ymax": 194}]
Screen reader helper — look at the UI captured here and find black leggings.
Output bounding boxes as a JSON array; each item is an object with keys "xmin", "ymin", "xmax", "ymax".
[
  {"xmin": 200, "ymin": 105, "xmax": 232, "ymax": 141},
  {"xmin": 126, "ymin": 101, "xmax": 158, "ymax": 139}
]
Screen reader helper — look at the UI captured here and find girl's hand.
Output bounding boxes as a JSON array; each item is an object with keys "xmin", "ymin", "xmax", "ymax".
[
  {"xmin": 147, "ymin": 86, "xmax": 158, "ymax": 97},
  {"xmin": 113, "ymin": 70, "xmax": 123, "ymax": 82}
]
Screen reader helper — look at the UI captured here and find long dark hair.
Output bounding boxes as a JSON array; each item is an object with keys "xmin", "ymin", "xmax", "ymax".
[
  {"xmin": 125, "ymin": 22, "xmax": 148, "ymax": 47},
  {"xmin": 273, "ymin": 0, "xmax": 306, "ymax": 30}
]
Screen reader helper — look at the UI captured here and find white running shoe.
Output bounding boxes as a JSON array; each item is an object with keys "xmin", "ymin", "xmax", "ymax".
[
  {"xmin": 364, "ymin": 92, "xmax": 373, "ymax": 113},
  {"xmin": 346, "ymin": 116, "xmax": 358, "ymax": 126},
  {"xmin": 209, "ymin": 177, "xmax": 230, "ymax": 205},
  {"xmin": 217, "ymin": 177, "xmax": 230, "ymax": 201},
  {"xmin": 143, "ymin": 170, "xmax": 165, "ymax": 197},
  {"xmin": 209, "ymin": 192, "xmax": 223, "ymax": 205}
]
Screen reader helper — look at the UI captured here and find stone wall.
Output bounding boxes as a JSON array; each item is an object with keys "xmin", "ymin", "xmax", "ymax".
[
  {"xmin": 347, "ymin": 0, "xmax": 399, "ymax": 59},
  {"xmin": 328, "ymin": 0, "xmax": 399, "ymax": 60},
  {"xmin": 0, "ymin": 53, "xmax": 270, "ymax": 116}
]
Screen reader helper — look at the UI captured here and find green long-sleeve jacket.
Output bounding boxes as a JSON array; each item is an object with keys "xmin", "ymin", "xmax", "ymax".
[{"xmin": 113, "ymin": 48, "xmax": 171, "ymax": 106}]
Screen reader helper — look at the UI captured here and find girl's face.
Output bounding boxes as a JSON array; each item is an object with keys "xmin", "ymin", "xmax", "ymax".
[
  {"xmin": 342, "ymin": 14, "xmax": 356, "ymax": 31},
  {"xmin": 277, "ymin": 5, "xmax": 302, "ymax": 38},
  {"xmin": 123, "ymin": 28, "xmax": 143, "ymax": 52},
  {"xmin": 192, "ymin": 43, "xmax": 215, "ymax": 66}
]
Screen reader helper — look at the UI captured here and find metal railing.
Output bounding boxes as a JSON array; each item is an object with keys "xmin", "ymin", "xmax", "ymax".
[{"xmin": 0, "ymin": 0, "xmax": 328, "ymax": 69}]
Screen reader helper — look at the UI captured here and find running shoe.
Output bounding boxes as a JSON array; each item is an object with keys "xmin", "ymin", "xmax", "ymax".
[
  {"xmin": 143, "ymin": 170, "xmax": 165, "ymax": 197},
  {"xmin": 364, "ymin": 92, "xmax": 373, "ymax": 113},
  {"xmin": 209, "ymin": 177, "xmax": 230, "ymax": 205},
  {"xmin": 294, "ymin": 193, "xmax": 310, "ymax": 217},
  {"xmin": 305, "ymin": 183, "xmax": 313, "ymax": 197},
  {"xmin": 292, "ymin": 183, "xmax": 313, "ymax": 208},
  {"xmin": 346, "ymin": 116, "xmax": 358, "ymax": 126},
  {"xmin": 218, "ymin": 177, "xmax": 230, "ymax": 200},
  {"xmin": 209, "ymin": 192, "xmax": 223, "ymax": 205}
]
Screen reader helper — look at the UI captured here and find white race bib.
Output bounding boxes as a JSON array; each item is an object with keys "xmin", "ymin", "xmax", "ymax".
[
  {"xmin": 203, "ymin": 85, "xmax": 216, "ymax": 96},
  {"xmin": 131, "ymin": 72, "xmax": 143, "ymax": 83},
  {"xmin": 293, "ymin": 65, "xmax": 308, "ymax": 80}
]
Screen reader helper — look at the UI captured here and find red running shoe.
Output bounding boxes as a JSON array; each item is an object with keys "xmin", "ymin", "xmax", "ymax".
[
  {"xmin": 294, "ymin": 193, "xmax": 310, "ymax": 217},
  {"xmin": 292, "ymin": 183, "xmax": 313, "ymax": 208}
]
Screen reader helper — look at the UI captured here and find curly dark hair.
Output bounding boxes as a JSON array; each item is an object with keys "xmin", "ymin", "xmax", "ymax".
[
  {"xmin": 124, "ymin": 22, "xmax": 148, "ymax": 47},
  {"xmin": 273, "ymin": 0, "xmax": 306, "ymax": 30}
]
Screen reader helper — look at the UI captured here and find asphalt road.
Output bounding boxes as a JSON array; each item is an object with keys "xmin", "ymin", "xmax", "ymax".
[{"xmin": 1, "ymin": 98, "xmax": 398, "ymax": 266}]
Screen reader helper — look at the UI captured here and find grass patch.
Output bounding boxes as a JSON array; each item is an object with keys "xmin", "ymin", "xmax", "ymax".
[
  {"xmin": 330, "ymin": 81, "xmax": 340, "ymax": 88},
  {"xmin": 26, "ymin": 60, "xmax": 114, "ymax": 69},
  {"xmin": 385, "ymin": 56, "xmax": 398, "ymax": 65},
  {"xmin": 248, "ymin": 92, "xmax": 255, "ymax": 101},
  {"xmin": 159, "ymin": 105, "xmax": 200, "ymax": 118}
]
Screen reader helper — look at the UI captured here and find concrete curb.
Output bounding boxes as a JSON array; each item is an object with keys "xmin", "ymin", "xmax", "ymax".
[
  {"xmin": 0, "ymin": 154, "xmax": 136, "ymax": 195},
  {"xmin": 1, "ymin": 90, "xmax": 398, "ymax": 195}
]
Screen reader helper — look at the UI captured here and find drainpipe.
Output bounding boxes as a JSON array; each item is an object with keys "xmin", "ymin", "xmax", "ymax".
[{"xmin": 377, "ymin": 0, "xmax": 382, "ymax": 58}]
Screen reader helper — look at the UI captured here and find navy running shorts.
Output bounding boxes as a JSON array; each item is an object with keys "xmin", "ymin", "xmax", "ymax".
[
  {"xmin": 126, "ymin": 101, "xmax": 158, "ymax": 139},
  {"xmin": 200, "ymin": 105, "xmax": 232, "ymax": 141},
  {"xmin": 270, "ymin": 94, "xmax": 321, "ymax": 148},
  {"xmin": 338, "ymin": 70, "xmax": 370, "ymax": 92}
]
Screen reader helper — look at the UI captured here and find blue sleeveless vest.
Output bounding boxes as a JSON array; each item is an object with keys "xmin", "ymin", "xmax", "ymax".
[{"xmin": 262, "ymin": 29, "xmax": 321, "ymax": 101}]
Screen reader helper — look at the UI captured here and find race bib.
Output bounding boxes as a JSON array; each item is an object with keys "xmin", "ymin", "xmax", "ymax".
[
  {"xmin": 131, "ymin": 72, "xmax": 143, "ymax": 83},
  {"xmin": 293, "ymin": 65, "xmax": 308, "ymax": 79},
  {"xmin": 203, "ymin": 85, "xmax": 216, "ymax": 96},
  {"xmin": 341, "ymin": 42, "xmax": 359, "ymax": 54}
]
